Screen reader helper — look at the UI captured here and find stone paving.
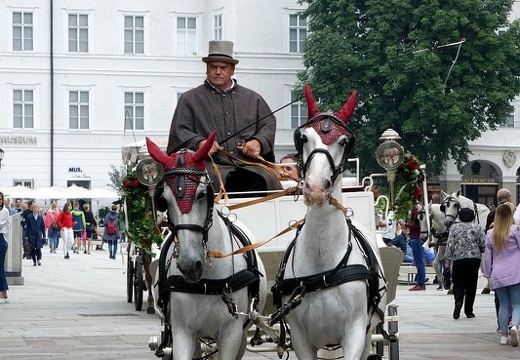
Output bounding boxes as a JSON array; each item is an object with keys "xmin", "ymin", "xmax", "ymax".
[{"xmin": 1, "ymin": 246, "xmax": 519, "ymax": 359}]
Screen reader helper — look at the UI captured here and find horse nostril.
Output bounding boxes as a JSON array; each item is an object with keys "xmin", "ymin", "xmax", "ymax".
[{"xmin": 195, "ymin": 260, "xmax": 203, "ymax": 273}]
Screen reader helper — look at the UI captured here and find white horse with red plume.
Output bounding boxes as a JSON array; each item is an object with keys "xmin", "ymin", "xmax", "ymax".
[
  {"xmin": 270, "ymin": 85, "xmax": 387, "ymax": 359},
  {"xmin": 145, "ymin": 131, "xmax": 266, "ymax": 360}
]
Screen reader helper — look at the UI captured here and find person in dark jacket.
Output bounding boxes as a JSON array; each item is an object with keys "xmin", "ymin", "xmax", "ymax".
[
  {"xmin": 387, "ymin": 222, "xmax": 413, "ymax": 263},
  {"xmin": 166, "ymin": 40, "xmax": 282, "ymax": 194},
  {"xmin": 25, "ymin": 202, "xmax": 46, "ymax": 266},
  {"xmin": 82, "ymin": 203, "xmax": 97, "ymax": 255},
  {"xmin": 102, "ymin": 204, "xmax": 120, "ymax": 260},
  {"xmin": 408, "ymin": 201, "xmax": 426, "ymax": 291}
]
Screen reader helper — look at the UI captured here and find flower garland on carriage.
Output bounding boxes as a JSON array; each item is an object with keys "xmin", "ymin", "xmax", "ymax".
[
  {"xmin": 392, "ymin": 152, "xmax": 426, "ymax": 221},
  {"xmin": 114, "ymin": 167, "xmax": 163, "ymax": 256}
]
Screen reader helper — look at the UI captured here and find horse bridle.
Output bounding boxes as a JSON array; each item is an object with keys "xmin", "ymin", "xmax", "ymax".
[
  {"xmin": 417, "ymin": 205, "xmax": 430, "ymax": 238},
  {"xmin": 162, "ymin": 151, "xmax": 215, "ymax": 245},
  {"xmin": 440, "ymin": 195, "xmax": 461, "ymax": 225},
  {"xmin": 294, "ymin": 113, "xmax": 355, "ymax": 183}
]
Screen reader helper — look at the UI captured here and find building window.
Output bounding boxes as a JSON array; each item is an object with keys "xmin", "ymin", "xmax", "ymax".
[
  {"xmin": 290, "ymin": 90, "xmax": 306, "ymax": 128},
  {"xmin": 13, "ymin": 89, "xmax": 34, "ymax": 128},
  {"xmin": 124, "ymin": 92, "xmax": 144, "ymax": 130},
  {"xmin": 68, "ymin": 14, "xmax": 89, "ymax": 53},
  {"xmin": 176, "ymin": 16, "xmax": 197, "ymax": 55},
  {"xmin": 499, "ymin": 114, "xmax": 514, "ymax": 128},
  {"xmin": 13, "ymin": 12, "xmax": 33, "ymax": 51},
  {"xmin": 289, "ymin": 14, "xmax": 307, "ymax": 54},
  {"xmin": 214, "ymin": 14, "xmax": 223, "ymax": 40},
  {"xmin": 124, "ymin": 15, "xmax": 144, "ymax": 54},
  {"xmin": 13, "ymin": 179, "xmax": 34, "ymax": 188},
  {"xmin": 69, "ymin": 91, "xmax": 90, "ymax": 129}
]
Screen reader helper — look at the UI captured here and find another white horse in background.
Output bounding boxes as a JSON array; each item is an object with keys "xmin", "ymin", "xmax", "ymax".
[
  {"xmin": 147, "ymin": 132, "xmax": 266, "ymax": 360},
  {"xmin": 270, "ymin": 84, "xmax": 386, "ymax": 360},
  {"xmin": 428, "ymin": 203, "xmax": 449, "ymax": 289},
  {"xmin": 442, "ymin": 190, "xmax": 490, "ymax": 228}
]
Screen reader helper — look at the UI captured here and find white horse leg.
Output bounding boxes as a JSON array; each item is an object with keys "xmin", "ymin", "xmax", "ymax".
[
  {"xmin": 215, "ymin": 322, "xmax": 246, "ymax": 360},
  {"xmin": 432, "ymin": 246, "xmax": 445, "ymax": 287},
  {"xmin": 290, "ymin": 331, "xmax": 319, "ymax": 360},
  {"xmin": 171, "ymin": 331, "xmax": 198, "ymax": 360},
  {"xmin": 340, "ymin": 319, "xmax": 367, "ymax": 360}
]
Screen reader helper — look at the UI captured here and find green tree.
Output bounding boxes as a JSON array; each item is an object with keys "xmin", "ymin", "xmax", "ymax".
[{"xmin": 298, "ymin": 0, "xmax": 520, "ymax": 177}]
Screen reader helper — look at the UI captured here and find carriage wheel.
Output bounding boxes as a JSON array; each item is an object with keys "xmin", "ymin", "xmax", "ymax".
[
  {"xmin": 134, "ymin": 257, "xmax": 144, "ymax": 311},
  {"xmin": 126, "ymin": 258, "xmax": 134, "ymax": 303}
]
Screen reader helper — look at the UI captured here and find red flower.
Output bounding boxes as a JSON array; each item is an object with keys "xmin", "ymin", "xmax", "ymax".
[
  {"xmin": 122, "ymin": 179, "xmax": 132, "ymax": 188},
  {"xmin": 407, "ymin": 158, "xmax": 419, "ymax": 170},
  {"xmin": 413, "ymin": 187, "xmax": 423, "ymax": 200},
  {"xmin": 132, "ymin": 179, "xmax": 140, "ymax": 187}
]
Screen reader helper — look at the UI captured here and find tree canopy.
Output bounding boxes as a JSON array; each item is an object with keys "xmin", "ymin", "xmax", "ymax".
[{"xmin": 298, "ymin": 0, "xmax": 520, "ymax": 177}]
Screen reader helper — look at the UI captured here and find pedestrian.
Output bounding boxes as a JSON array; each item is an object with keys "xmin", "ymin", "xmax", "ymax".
[
  {"xmin": 387, "ymin": 221, "xmax": 413, "ymax": 262},
  {"xmin": 82, "ymin": 203, "xmax": 97, "ymax": 255},
  {"xmin": 102, "ymin": 204, "xmax": 120, "ymax": 260},
  {"xmin": 5, "ymin": 197, "xmax": 17, "ymax": 216},
  {"xmin": 0, "ymin": 191, "xmax": 10, "ymax": 304},
  {"xmin": 25, "ymin": 202, "xmax": 46, "ymax": 266},
  {"xmin": 408, "ymin": 201, "xmax": 426, "ymax": 291},
  {"xmin": 166, "ymin": 40, "xmax": 282, "ymax": 194},
  {"xmin": 71, "ymin": 201, "xmax": 86, "ymax": 254},
  {"xmin": 44, "ymin": 202, "xmax": 61, "ymax": 253},
  {"xmin": 444, "ymin": 208, "xmax": 485, "ymax": 319},
  {"xmin": 57, "ymin": 202, "xmax": 74, "ymax": 259},
  {"xmin": 483, "ymin": 202, "xmax": 520, "ymax": 346},
  {"xmin": 280, "ymin": 153, "xmax": 301, "ymax": 181}
]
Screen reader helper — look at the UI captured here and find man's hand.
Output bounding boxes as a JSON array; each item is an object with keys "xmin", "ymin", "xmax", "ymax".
[
  {"xmin": 198, "ymin": 140, "xmax": 222, "ymax": 156},
  {"xmin": 237, "ymin": 139, "xmax": 261, "ymax": 158}
]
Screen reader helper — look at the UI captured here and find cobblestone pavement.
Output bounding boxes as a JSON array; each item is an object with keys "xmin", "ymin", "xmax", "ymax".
[{"xmin": 1, "ymin": 246, "xmax": 518, "ymax": 359}]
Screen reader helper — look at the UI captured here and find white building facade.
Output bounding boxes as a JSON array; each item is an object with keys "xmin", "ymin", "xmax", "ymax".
[
  {"xmin": 0, "ymin": 0, "xmax": 306, "ymax": 196},
  {"xmin": 1, "ymin": 0, "xmax": 520, "ymax": 208}
]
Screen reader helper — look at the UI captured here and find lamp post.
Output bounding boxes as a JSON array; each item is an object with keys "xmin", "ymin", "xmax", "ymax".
[
  {"xmin": 0, "ymin": 148, "xmax": 4, "ymax": 169},
  {"xmin": 375, "ymin": 129, "xmax": 404, "ymax": 207}
]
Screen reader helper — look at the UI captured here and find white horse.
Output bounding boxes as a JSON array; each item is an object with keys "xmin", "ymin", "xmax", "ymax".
[
  {"xmin": 441, "ymin": 190, "xmax": 490, "ymax": 228},
  {"xmin": 426, "ymin": 202, "xmax": 449, "ymax": 289},
  {"xmin": 146, "ymin": 132, "xmax": 266, "ymax": 360},
  {"xmin": 270, "ymin": 85, "xmax": 386, "ymax": 360}
]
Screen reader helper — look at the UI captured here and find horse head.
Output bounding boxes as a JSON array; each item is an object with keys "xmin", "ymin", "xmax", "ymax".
[
  {"xmin": 429, "ymin": 202, "xmax": 448, "ymax": 237},
  {"xmin": 416, "ymin": 202, "xmax": 430, "ymax": 241},
  {"xmin": 294, "ymin": 84, "xmax": 356, "ymax": 207},
  {"xmin": 146, "ymin": 131, "xmax": 216, "ymax": 283},
  {"xmin": 441, "ymin": 190, "xmax": 464, "ymax": 228}
]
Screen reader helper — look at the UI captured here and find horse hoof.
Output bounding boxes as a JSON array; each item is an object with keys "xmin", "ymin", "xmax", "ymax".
[{"xmin": 147, "ymin": 307, "xmax": 155, "ymax": 315}]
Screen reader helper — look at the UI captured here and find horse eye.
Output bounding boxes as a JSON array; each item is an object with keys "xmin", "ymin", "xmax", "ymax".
[
  {"xmin": 301, "ymin": 134, "xmax": 308, "ymax": 144},
  {"xmin": 339, "ymin": 137, "xmax": 348, "ymax": 147}
]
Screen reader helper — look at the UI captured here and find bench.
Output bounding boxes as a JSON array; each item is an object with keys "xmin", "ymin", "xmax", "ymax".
[{"xmin": 398, "ymin": 263, "xmax": 437, "ymax": 285}]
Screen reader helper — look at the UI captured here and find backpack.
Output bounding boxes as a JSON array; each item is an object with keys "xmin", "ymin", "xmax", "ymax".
[{"xmin": 106, "ymin": 218, "xmax": 118, "ymax": 235}]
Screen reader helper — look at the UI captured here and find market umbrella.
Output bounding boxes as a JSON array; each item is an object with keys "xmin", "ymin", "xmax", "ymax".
[
  {"xmin": 88, "ymin": 188, "xmax": 119, "ymax": 199},
  {"xmin": 0, "ymin": 185, "xmax": 35, "ymax": 198}
]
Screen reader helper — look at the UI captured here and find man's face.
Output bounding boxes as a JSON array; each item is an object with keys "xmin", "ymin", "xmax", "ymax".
[
  {"xmin": 281, "ymin": 159, "xmax": 300, "ymax": 180},
  {"xmin": 15, "ymin": 199, "xmax": 22, "ymax": 208},
  {"xmin": 206, "ymin": 62, "xmax": 235, "ymax": 91}
]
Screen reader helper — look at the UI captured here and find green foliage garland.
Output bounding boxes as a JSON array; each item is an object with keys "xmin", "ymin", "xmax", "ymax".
[
  {"xmin": 117, "ymin": 168, "xmax": 163, "ymax": 256},
  {"xmin": 393, "ymin": 152, "xmax": 426, "ymax": 221}
]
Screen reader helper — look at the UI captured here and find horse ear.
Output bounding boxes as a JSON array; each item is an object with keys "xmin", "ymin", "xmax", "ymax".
[
  {"xmin": 192, "ymin": 131, "xmax": 217, "ymax": 164},
  {"xmin": 456, "ymin": 189, "xmax": 461, "ymax": 197},
  {"xmin": 146, "ymin": 137, "xmax": 170, "ymax": 166},
  {"xmin": 336, "ymin": 90, "xmax": 357, "ymax": 124},
  {"xmin": 304, "ymin": 84, "xmax": 320, "ymax": 120}
]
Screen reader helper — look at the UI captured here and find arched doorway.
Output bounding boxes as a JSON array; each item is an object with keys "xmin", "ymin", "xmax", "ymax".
[{"xmin": 460, "ymin": 160, "xmax": 501, "ymax": 207}]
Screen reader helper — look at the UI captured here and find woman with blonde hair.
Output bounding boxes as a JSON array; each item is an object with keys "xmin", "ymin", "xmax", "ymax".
[{"xmin": 483, "ymin": 202, "xmax": 520, "ymax": 346}]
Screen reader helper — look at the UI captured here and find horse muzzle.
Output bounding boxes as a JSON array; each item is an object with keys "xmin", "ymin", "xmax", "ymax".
[
  {"xmin": 302, "ymin": 178, "xmax": 332, "ymax": 207},
  {"xmin": 177, "ymin": 260, "xmax": 204, "ymax": 283}
]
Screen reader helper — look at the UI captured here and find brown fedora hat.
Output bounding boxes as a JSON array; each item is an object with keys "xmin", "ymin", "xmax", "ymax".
[{"xmin": 202, "ymin": 40, "xmax": 239, "ymax": 65}]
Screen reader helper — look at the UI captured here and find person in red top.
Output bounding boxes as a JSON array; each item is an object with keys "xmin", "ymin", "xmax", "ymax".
[
  {"xmin": 408, "ymin": 201, "xmax": 427, "ymax": 291},
  {"xmin": 57, "ymin": 202, "xmax": 74, "ymax": 259}
]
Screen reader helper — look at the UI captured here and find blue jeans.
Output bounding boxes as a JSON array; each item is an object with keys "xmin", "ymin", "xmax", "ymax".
[
  {"xmin": 495, "ymin": 283, "xmax": 520, "ymax": 333},
  {"xmin": 107, "ymin": 240, "xmax": 118, "ymax": 258},
  {"xmin": 48, "ymin": 228, "xmax": 60, "ymax": 250},
  {"xmin": 410, "ymin": 238, "xmax": 426, "ymax": 286},
  {"xmin": 0, "ymin": 235, "xmax": 8, "ymax": 292}
]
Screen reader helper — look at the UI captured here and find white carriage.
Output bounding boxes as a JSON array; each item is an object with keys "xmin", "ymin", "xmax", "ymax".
[{"xmin": 121, "ymin": 137, "xmax": 403, "ymax": 360}]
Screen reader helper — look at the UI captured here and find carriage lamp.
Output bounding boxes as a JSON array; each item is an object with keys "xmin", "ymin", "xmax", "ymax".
[
  {"xmin": 0, "ymin": 148, "xmax": 4, "ymax": 169},
  {"xmin": 375, "ymin": 129, "xmax": 404, "ymax": 207},
  {"xmin": 136, "ymin": 158, "xmax": 165, "ymax": 221}
]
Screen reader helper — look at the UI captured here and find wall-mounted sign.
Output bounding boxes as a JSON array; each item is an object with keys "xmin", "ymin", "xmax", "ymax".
[
  {"xmin": 68, "ymin": 167, "xmax": 82, "ymax": 173},
  {"xmin": 0, "ymin": 135, "xmax": 37, "ymax": 145},
  {"xmin": 461, "ymin": 178, "xmax": 496, "ymax": 184}
]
